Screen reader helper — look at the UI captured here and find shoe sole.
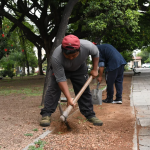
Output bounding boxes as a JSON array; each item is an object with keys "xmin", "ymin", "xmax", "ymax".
[
  {"xmin": 93, "ymin": 122, "xmax": 103, "ymax": 126},
  {"xmin": 88, "ymin": 119, "xmax": 103, "ymax": 126},
  {"xmin": 112, "ymin": 101, "xmax": 122, "ymax": 104},
  {"xmin": 40, "ymin": 123, "xmax": 50, "ymax": 127},
  {"xmin": 102, "ymin": 101, "xmax": 113, "ymax": 103}
]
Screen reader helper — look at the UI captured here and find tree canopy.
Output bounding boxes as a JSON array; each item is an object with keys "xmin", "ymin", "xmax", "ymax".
[
  {"xmin": 0, "ymin": 0, "xmax": 150, "ymax": 66},
  {"xmin": 0, "ymin": 0, "xmax": 143, "ymax": 58}
]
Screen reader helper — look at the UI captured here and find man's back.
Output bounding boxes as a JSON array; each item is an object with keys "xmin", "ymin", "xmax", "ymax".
[{"xmin": 97, "ymin": 44, "xmax": 126, "ymax": 71}]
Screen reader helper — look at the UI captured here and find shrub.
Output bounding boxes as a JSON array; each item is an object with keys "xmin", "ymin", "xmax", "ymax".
[
  {"xmin": 7, "ymin": 70, "xmax": 15, "ymax": 79},
  {"xmin": 0, "ymin": 70, "xmax": 7, "ymax": 77},
  {"xmin": 0, "ymin": 70, "xmax": 15, "ymax": 79}
]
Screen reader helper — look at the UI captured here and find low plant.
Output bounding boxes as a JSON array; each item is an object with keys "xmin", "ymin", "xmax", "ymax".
[
  {"xmin": 0, "ymin": 70, "xmax": 15, "ymax": 79},
  {"xmin": 24, "ymin": 133, "xmax": 33, "ymax": 136},
  {"xmin": 57, "ymin": 132, "xmax": 63, "ymax": 134},
  {"xmin": 33, "ymin": 128, "xmax": 38, "ymax": 131},
  {"xmin": 28, "ymin": 140, "xmax": 46, "ymax": 150},
  {"xmin": 69, "ymin": 88, "xmax": 74, "ymax": 92},
  {"xmin": 7, "ymin": 70, "xmax": 15, "ymax": 79},
  {"xmin": 0, "ymin": 86, "xmax": 43, "ymax": 96},
  {"xmin": 38, "ymin": 106, "xmax": 43, "ymax": 108}
]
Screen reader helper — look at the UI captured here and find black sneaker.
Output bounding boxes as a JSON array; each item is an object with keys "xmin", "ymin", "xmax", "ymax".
[
  {"xmin": 102, "ymin": 98, "xmax": 113, "ymax": 103},
  {"xmin": 112, "ymin": 98, "xmax": 122, "ymax": 104}
]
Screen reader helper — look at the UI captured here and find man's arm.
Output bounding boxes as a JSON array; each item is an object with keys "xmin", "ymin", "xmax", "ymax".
[
  {"xmin": 58, "ymin": 81, "xmax": 74, "ymax": 107},
  {"xmin": 97, "ymin": 67, "xmax": 104, "ymax": 83},
  {"xmin": 90, "ymin": 57, "xmax": 99, "ymax": 78}
]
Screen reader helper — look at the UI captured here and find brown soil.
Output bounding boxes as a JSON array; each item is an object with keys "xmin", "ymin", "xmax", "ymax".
[{"xmin": 0, "ymin": 74, "xmax": 135, "ymax": 150}]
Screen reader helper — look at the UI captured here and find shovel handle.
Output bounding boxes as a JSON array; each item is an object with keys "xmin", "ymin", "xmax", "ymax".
[
  {"xmin": 60, "ymin": 75, "xmax": 93, "ymax": 122},
  {"xmin": 96, "ymin": 82, "xmax": 100, "ymax": 90}
]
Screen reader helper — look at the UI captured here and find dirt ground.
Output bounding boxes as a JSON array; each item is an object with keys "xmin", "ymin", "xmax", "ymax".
[{"xmin": 0, "ymin": 73, "xmax": 135, "ymax": 150}]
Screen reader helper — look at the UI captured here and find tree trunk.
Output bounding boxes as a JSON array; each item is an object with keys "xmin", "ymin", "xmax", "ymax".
[
  {"xmin": 41, "ymin": 0, "xmax": 79, "ymax": 105},
  {"xmin": 0, "ymin": 16, "xmax": 2, "ymax": 29},
  {"xmin": 22, "ymin": 64, "xmax": 25, "ymax": 75},
  {"xmin": 32, "ymin": 67, "xmax": 34, "ymax": 74},
  {"xmin": 37, "ymin": 46, "xmax": 44, "ymax": 75},
  {"xmin": 25, "ymin": 50, "xmax": 30, "ymax": 75},
  {"xmin": 16, "ymin": 67, "xmax": 20, "ymax": 76}
]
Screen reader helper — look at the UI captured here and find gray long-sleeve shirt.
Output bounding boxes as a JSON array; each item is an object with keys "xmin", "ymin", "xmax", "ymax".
[{"xmin": 51, "ymin": 39, "xmax": 99, "ymax": 82}]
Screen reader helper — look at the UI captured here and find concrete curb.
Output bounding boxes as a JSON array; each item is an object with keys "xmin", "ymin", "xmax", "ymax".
[
  {"xmin": 22, "ymin": 129, "xmax": 55, "ymax": 150},
  {"xmin": 22, "ymin": 108, "xmax": 80, "ymax": 150},
  {"xmin": 22, "ymin": 86, "xmax": 107, "ymax": 150},
  {"xmin": 130, "ymin": 76, "xmax": 138, "ymax": 150}
]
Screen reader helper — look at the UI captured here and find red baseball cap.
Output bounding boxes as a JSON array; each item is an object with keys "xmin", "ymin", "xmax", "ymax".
[
  {"xmin": 92, "ymin": 42, "xmax": 97, "ymax": 45},
  {"xmin": 62, "ymin": 34, "xmax": 80, "ymax": 50}
]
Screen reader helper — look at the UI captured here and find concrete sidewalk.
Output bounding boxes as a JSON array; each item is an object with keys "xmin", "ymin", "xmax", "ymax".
[{"xmin": 128, "ymin": 68, "xmax": 150, "ymax": 150}]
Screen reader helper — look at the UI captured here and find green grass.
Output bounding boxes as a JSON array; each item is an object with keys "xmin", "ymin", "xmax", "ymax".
[
  {"xmin": 76, "ymin": 116, "xmax": 87, "ymax": 123},
  {"xmin": 60, "ymin": 102, "xmax": 67, "ymax": 106},
  {"xmin": 69, "ymin": 88, "xmax": 74, "ymax": 92},
  {"xmin": 38, "ymin": 106, "xmax": 44, "ymax": 109},
  {"xmin": 33, "ymin": 128, "xmax": 38, "ymax": 131},
  {"xmin": 24, "ymin": 133, "xmax": 33, "ymax": 136},
  {"xmin": 92, "ymin": 84, "xmax": 107, "ymax": 90},
  {"xmin": 0, "ymin": 87, "xmax": 43, "ymax": 96},
  {"xmin": 28, "ymin": 140, "xmax": 46, "ymax": 150},
  {"xmin": 76, "ymin": 116, "xmax": 84, "ymax": 120},
  {"xmin": 101, "ymin": 86, "xmax": 107, "ymax": 90},
  {"xmin": 57, "ymin": 132, "xmax": 63, "ymax": 134}
]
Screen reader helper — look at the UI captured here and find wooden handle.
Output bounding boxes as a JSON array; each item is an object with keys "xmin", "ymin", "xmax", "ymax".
[{"xmin": 60, "ymin": 75, "xmax": 93, "ymax": 122}]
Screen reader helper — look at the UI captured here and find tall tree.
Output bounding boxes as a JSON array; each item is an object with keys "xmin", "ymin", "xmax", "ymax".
[
  {"xmin": 137, "ymin": 46, "xmax": 150, "ymax": 63},
  {"xmin": 68, "ymin": 0, "xmax": 140, "ymax": 46},
  {"xmin": 41, "ymin": 0, "xmax": 79, "ymax": 105},
  {"xmin": 0, "ymin": 0, "xmax": 80, "ymax": 104}
]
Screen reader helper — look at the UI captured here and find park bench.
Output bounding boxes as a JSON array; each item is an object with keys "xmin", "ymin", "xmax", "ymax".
[{"xmin": 132, "ymin": 68, "xmax": 141, "ymax": 76}]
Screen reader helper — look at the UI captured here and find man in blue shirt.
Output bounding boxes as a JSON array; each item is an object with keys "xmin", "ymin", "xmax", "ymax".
[{"xmin": 96, "ymin": 44, "xmax": 126, "ymax": 104}]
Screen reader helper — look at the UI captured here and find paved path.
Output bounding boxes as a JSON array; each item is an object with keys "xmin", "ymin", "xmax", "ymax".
[{"xmin": 128, "ymin": 68, "xmax": 150, "ymax": 150}]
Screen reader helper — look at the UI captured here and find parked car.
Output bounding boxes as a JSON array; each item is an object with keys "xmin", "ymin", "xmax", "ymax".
[{"xmin": 141, "ymin": 63, "xmax": 150, "ymax": 68}]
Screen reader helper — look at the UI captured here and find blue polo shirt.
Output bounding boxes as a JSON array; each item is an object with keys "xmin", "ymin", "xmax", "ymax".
[{"xmin": 96, "ymin": 44, "xmax": 126, "ymax": 72}]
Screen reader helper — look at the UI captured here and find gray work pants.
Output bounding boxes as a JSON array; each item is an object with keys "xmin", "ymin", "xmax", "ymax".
[{"xmin": 40, "ymin": 63, "xmax": 95, "ymax": 119}]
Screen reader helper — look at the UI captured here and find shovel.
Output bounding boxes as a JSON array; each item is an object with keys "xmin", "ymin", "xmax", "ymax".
[
  {"xmin": 60, "ymin": 75, "xmax": 93, "ymax": 122},
  {"xmin": 91, "ymin": 82, "xmax": 102, "ymax": 105}
]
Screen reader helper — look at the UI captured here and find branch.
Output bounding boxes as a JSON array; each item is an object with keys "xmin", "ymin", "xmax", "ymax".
[
  {"xmin": 0, "ymin": 9, "xmax": 44, "ymax": 48},
  {"xmin": 16, "ymin": 0, "xmax": 39, "ymax": 28},
  {"xmin": 6, "ymin": 14, "xmax": 25, "ymax": 38},
  {"xmin": 30, "ymin": 0, "xmax": 43, "ymax": 10},
  {"xmin": 41, "ymin": 55, "xmax": 47, "ymax": 64}
]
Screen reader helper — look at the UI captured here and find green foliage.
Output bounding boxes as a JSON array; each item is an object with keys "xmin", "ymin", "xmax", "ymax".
[
  {"xmin": 0, "ymin": 70, "xmax": 7, "ymax": 77},
  {"xmin": 101, "ymin": 11, "xmax": 150, "ymax": 52},
  {"xmin": 67, "ymin": 0, "xmax": 144, "ymax": 53},
  {"xmin": 0, "ymin": 69, "xmax": 15, "ymax": 79},
  {"xmin": 7, "ymin": 70, "xmax": 15, "ymax": 79},
  {"xmin": 120, "ymin": 51, "xmax": 133, "ymax": 63},
  {"xmin": 32, "ymin": 128, "xmax": 38, "ymax": 131},
  {"xmin": 137, "ymin": 47, "xmax": 150, "ymax": 63},
  {"xmin": 0, "ymin": 17, "xmax": 38, "ymax": 72},
  {"xmin": 102, "ymin": 27, "xmax": 141, "ymax": 52},
  {"xmin": 83, "ymin": 0, "xmax": 140, "ymax": 34},
  {"xmin": 0, "ymin": 21, "xmax": 15, "ymax": 60},
  {"xmin": 0, "ymin": 56, "xmax": 15, "ymax": 70},
  {"xmin": 0, "ymin": 86, "xmax": 43, "ymax": 96},
  {"xmin": 24, "ymin": 133, "xmax": 33, "ymax": 136},
  {"xmin": 28, "ymin": 140, "xmax": 46, "ymax": 150}
]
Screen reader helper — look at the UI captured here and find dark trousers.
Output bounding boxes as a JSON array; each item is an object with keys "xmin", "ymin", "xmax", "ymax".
[
  {"xmin": 40, "ymin": 63, "xmax": 95, "ymax": 119},
  {"xmin": 106, "ymin": 65, "xmax": 124, "ymax": 100}
]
